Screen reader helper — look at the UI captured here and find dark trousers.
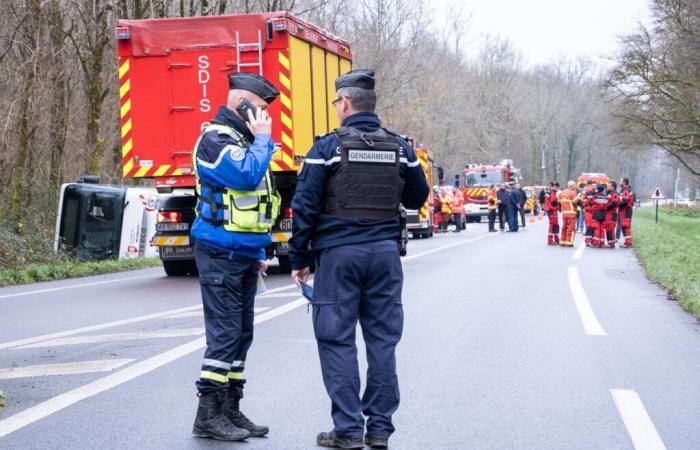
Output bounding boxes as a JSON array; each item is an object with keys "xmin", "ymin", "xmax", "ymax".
[
  {"xmin": 497, "ymin": 205, "xmax": 508, "ymax": 230},
  {"xmin": 312, "ymin": 240, "xmax": 403, "ymax": 440},
  {"xmin": 488, "ymin": 209, "xmax": 496, "ymax": 231},
  {"xmin": 194, "ymin": 242, "xmax": 258, "ymax": 393},
  {"xmin": 452, "ymin": 213, "xmax": 463, "ymax": 232},
  {"xmin": 519, "ymin": 208, "xmax": 526, "ymax": 227},
  {"xmin": 507, "ymin": 206, "xmax": 519, "ymax": 231}
]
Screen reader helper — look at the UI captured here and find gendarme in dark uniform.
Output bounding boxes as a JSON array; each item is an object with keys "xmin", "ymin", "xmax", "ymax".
[
  {"xmin": 289, "ymin": 69, "xmax": 429, "ymax": 449},
  {"xmin": 190, "ymin": 73, "xmax": 280, "ymax": 442}
]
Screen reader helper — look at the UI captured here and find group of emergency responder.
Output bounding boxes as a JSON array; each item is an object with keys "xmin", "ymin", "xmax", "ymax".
[
  {"xmin": 543, "ymin": 178, "xmax": 636, "ymax": 248},
  {"xmin": 433, "ymin": 184, "xmax": 465, "ymax": 232},
  {"xmin": 189, "ymin": 68, "xmax": 428, "ymax": 450},
  {"xmin": 485, "ymin": 183, "xmax": 529, "ymax": 232}
]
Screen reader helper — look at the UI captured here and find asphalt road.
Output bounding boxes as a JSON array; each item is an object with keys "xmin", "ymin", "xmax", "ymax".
[{"xmin": 1, "ymin": 214, "xmax": 699, "ymax": 449}]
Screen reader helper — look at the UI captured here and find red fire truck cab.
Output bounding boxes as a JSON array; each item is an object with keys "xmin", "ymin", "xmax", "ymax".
[{"xmin": 113, "ymin": 12, "xmax": 352, "ymax": 275}]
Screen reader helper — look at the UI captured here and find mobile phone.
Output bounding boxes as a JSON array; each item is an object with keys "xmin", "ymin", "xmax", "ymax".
[
  {"xmin": 299, "ymin": 282, "xmax": 313, "ymax": 301},
  {"xmin": 236, "ymin": 99, "xmax": 257, "ymax": 123}
]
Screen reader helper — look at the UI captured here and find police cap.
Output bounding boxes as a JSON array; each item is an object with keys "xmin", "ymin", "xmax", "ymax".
[
  {"xmin": 335, "ymin": 69, "xmax": 375, "ymax": 91},
  {"xmin": 228, "ymin": 72, "xmax": 280, "ymax": 103}
]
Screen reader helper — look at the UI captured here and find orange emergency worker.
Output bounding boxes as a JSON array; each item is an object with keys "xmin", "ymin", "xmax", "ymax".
[
  {"xmin": 558, "ymin": 181, "xmax": 578, "ymax": 247},
  {"xmin": 487, "ymin": 186, "xmax": 498, "ymax": 232},
  {"xmin": 438, "ymin": 187, "xmax": 453, "ymax": 232}
]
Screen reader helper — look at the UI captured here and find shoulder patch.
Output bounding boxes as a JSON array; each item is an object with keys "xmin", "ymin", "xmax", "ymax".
[{"xmin": 230, "ymin": 147, "xmax": 246, "ymax": 161}]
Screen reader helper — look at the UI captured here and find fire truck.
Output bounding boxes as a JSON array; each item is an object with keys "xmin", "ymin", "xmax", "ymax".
[
  {"xmin": 462, "ymin": 160, "xmax": 520, "ymax": 222},
  {"xmin": 403, "ymin": 139, "xmax": 441, "ymax": 238},
  {"xmin": 577, "ymin": 172, "xmax": 610, "ymax": 186},
  {"xmin": 54, "ymin": 13, "xmax": 352, "ymax": 275}
]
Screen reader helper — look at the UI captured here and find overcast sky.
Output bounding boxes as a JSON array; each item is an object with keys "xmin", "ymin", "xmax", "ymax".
[{"xmin": 429, "ymin": 0, "xmax": 652, "ymax": 67}]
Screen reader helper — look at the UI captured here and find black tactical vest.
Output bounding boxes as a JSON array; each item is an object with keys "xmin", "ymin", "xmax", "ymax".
[{"xmin": 322, "ymin": 126, "xmax": 404, "ymax": 220}]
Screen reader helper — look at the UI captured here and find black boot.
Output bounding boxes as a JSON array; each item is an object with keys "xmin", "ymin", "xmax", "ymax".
[
  {"xmin": 192, "ymin": 392, "xmax": 250, "ymax": 441},
  {"xmin": 365, "ymin": 433, "xmax": 389, "ymax": 449},
  {"xmin": 223, "ymin": 382, "xmax": 269, "ymax": 437},
  {"xmin": 317, "ymin": 430, "xmax": 364, "ymax": 449}
]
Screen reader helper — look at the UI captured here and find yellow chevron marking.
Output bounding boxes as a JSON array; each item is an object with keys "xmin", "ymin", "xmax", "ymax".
[
  {"xmin": 153, "ymin": 164, "xmax": 171, "ymax": 177},
  {"xmin": 272, "ymin": 232, "xmax": 291, "ymax": 243},
  {"xmin": 282, "ymin": 151, "xmax": 295, "ymax": 168},
  {"xmin": 280, "ymin": 93, "xmax": 292, "ymax": 110},
  {"xmin": 120, "ymin": 118, "xmax": 132, "ymax": 138},
  {"xmin": 279, "ymin": 73, "xmax": 291, "ymax": 90},
  {"xmin": 122, "ymin": 158, "xmax": 134, "ymax": 176},
  {"xmin": 172, "ymin": 168, "xmax": 183, "ymax": 176},
  {"xmin": 121, "ymin": 138, "xmax": 133, "ymax": 157},
  {"xmin": 118, "ymin": 60, "xmax": 130, "ymax": 79},
  {"xmin": 134, "ymin": 166, "xmax": 150, "ymax": 177},
  {"xmin": 153, "ymin": 236, "xmax": 191, "ymax": 246},
  {"xmin": 281, "ymin": 132, "xmax": 293, "ymax": 150},
  {"xmin": 278, "ymin": 52, "xmax": 290, "ymax": 70},
  {"xmin": 119, "ymin": 79, "xmax": 130, "ymax": 99},
  {"xmin": 120, "ymin": 99, "xmax": 131, "ymax": 118},
  {"xmin": 270, "ymin": 161, "xmax": 283, "ymax": 171},
  {"xmin": 280, "ymin": 112, "xmax": 292, "ymax": 129}
]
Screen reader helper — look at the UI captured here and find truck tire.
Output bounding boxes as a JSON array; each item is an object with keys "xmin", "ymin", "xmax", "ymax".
[
  {"xmin": 163, "ymin": 260, "xmax": 198, "ymax": 277},
  {"xmin": 277, "ymin": 255, "xmax": 292, "ymax": 273}
]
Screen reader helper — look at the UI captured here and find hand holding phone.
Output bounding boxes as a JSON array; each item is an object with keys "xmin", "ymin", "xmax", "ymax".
[{"xmin": 236, "ymin": 99, "xmax": 271, "ymax": 136}]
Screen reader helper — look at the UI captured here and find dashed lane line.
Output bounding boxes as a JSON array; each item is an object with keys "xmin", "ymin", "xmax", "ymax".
[
  {"xmin": 402, "ymin": 232, "xmax": 496, "ymax": 262},
  {"xmin": 0, "ymin": 304, "xmax": 202, "ymax": 351},
  {"xmin": 611, "ymin": 389, "xmax": 667, "ymax": 450},
  {"xmin": 14, "ymin": 328, "xmax": 205, "ymax": 349},
  {"xmin": 165, "ymin": 306, "xmax": 270, "ymax": 319},
  {"xmin": 567, "ymin": 267, "xmax": 606, "ymax": 336},
  {"xmin": 0, "ymin": 359, "xmax": 135, "ymax": 380},
  {"xmin": 573, "ymin": 241, "xmax": 586, "ymax": 260},
  {"xmin": 0, "ymin": 298, "xmax": 307, "ymax": 439},
  {"xmin": 0, "ymin": 274, "xmax": 160, "ymax": 300}
]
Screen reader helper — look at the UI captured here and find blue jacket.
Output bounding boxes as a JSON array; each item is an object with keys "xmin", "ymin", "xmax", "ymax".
[
  {"xmin": 191, "ymin": 106, "xmax": 274, "ymax": 259},
  {"xmin": 289, "ymin": 112, "xmax": 429, "ymax": 270},
  {"xmin": 509, "ymin": 189, "xmax": 523, "ymax": 209}
]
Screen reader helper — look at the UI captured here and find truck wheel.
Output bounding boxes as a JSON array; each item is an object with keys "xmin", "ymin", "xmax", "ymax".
[
  {"xmin": 278, "ymin": 255, "xmax": 292, "ymax": 273},
  {"xmin": 163, "ymin": 260, "xmax": 198, "ymax": 277}
]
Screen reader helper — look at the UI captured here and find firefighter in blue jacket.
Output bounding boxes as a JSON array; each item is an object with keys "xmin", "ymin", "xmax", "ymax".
[
  {"xmin": 190, "ymin": 73, "xmax": 280, "ymax": 442},
  {"xmin": 289, "ymin": 69, "xmax": 430, "ymax": 450}
]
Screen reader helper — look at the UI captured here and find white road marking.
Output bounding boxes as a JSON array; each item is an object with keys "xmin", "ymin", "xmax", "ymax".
[
  {"xmin": 0, "ymin": 298, "xmax": 307, "ymax": 438},
  {"xmin": 403, "ymin": 233, "xmax": 496, "ymax": 262},
  {"xmin": 0, "ymin": 359, "xmax": 134, "ymax": 380},
  {"xmin": 0, "ymin": 274, "xmax": 160, "ymax": 300},
  {"xmin": 611, "ymin": 389, "xmax": 667, "ymax": 450},
  {"xmin": 15, "ymin": 328, "xmax": 205, "ymax": 349},
  {"xmin": 0, "ymin": 304, "xmax": 203, "ymax": 350},
  {"xmin": 0, "ymin": 237, "xmax": 469, "ymax": 437},
  {"xmin": 573, "ymin": 241, "xmax": 586, "ymax": 260},
  {"xmin": 256, "ymin": 292, "xmax": 300, "ymax": 298},
  {"xmin": 259, "ymin": 283, "xmax": 298, "ymax": 295},
  {"xmin": 567, "ymin": 267, "xmax": 606, "ymax": 336},
  {"xmin": 165, "ymin": 307, "xmax": 270, "ymax": 319}
]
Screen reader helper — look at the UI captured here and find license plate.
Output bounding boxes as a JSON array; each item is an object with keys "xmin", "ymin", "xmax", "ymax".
[
  {"xmin": 161, "ymin": 245, "xmax": 194, "ymax": 256},
  {"xmin": 278, "ymin": 218, "xmax": 293, "ymax": 232},
  {"xmin": 277, "ymin": 242, "xmax": 290, "ymax": 251},
  {"xmin": 157, "ymin": 223, "xmax": 189, "ymax": 232}
]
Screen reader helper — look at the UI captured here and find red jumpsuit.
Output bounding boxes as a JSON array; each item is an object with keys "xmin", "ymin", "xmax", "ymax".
[
  {"xmin": 558, "ymin": 188, "xmax": 577, "ymax": 247},
  {"xmin": 590, "ymin": 193, "xmax": 608, "ymax": 248},
  {"xmin": 619, "ymin": 187, "xmax": 635, "ymax": 247},
  {"xmin": 604, "ymin": 191, "xmax": 619, "ymax": 248},
  {"xmin": 545, "ymin": 190, "xmax": 560, "ymax": 245}
]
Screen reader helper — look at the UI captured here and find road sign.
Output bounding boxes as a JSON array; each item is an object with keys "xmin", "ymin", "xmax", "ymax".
[{"xmin": 649, "ymin": 184, "xmax": 666, "ymax": 200}]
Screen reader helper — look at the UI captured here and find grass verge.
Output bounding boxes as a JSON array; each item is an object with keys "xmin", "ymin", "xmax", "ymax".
[
  {"xmin": 633, "ymin": 205, "xmax": 700, "ymax": 318},
  {"xmin": 0, "ymin": 257, "xmax": 163, "ymax": 288}
]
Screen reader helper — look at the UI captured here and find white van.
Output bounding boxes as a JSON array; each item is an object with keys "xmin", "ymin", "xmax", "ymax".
[{"xmin": 54, "ymin": 181, "xmax": 161, "ymax": 260}]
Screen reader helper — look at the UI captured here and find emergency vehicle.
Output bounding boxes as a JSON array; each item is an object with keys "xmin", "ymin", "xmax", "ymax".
[
  {"xmin": 55, "ymin": 12, "xmax": 352, "ymax": 275},
  {"xmin": 577, "ymin": 172, "xmax": 610, "ymax": 186},
  {"xmin": 462, "ymin": 160, "xmax": 520, "ymax": 222},
  {"xmin": 54, "ymin": 179, "xmax": 167, "ymax": 262},
  {"xmin": 403, "ymin": 139, "xmax": 441, "ymax": 239}
]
